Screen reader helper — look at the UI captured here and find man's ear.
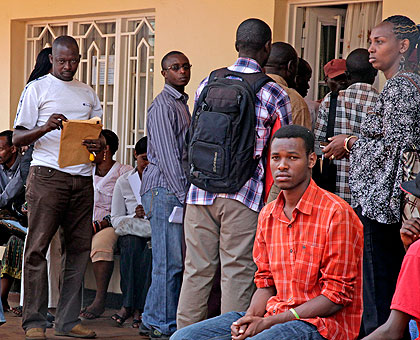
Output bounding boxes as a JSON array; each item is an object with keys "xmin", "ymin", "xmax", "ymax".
[
  {"xmin": 308, "ymin": 151, "xmax": 317, "ymax": 169},
  {"xmin": 161, "ymin": 69, "xmax": 166, "ymax": 78},
  {"xmin": 11, "ymin": 145, "xmax": 17, "ymax": 154},
  {"xmin": 235, "ymin": 41, "xmax": 239, "ymax": 52},
  {"xmin": 264, "ymin": 40, "xmax": 272, "ymax": 55}
]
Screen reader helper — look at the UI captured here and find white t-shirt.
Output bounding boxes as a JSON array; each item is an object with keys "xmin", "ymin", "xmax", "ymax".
[{"xmin": 14, "ymin": 74, "xmax": 103, "ymax": 176}]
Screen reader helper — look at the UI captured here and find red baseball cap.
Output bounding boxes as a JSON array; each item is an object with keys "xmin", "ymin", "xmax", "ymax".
[{"xmin": 324, "ymin": 59, "xmax": 347, "ymax": 79}]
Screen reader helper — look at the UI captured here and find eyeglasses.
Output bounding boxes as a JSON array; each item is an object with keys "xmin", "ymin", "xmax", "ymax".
[{"xmin": 164, "ymin": 63, "xmax": 192, "ymax": 72}]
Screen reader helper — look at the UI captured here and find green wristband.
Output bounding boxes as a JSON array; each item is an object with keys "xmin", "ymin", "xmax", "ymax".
[{"xmin": 289, "ymin": 308, "xmax": 300, "ymax": 319}]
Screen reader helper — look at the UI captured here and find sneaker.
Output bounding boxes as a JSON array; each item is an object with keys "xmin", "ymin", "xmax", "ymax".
[
  {"xmin": 149, "ymin": 328, "xmax": 170, "ymax": 339},
  {"xmin": 139, "ymin": 321, "xmax": 152, "ymax": 336},
  {"xmin": 55, "ymin": 323, "xmax": 96, "ymax": 338},
  {"xmin": 25, "ymin": 328, "xmax": 46, "ymax": 340}
]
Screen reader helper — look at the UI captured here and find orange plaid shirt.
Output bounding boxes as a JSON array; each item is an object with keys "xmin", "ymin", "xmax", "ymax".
[{"xmin": 254, "ymin": 179, "xmax": 363, "ymax": 340}]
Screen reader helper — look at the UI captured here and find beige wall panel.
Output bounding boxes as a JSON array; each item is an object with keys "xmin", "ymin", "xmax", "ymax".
[
  {"xmin": 274, "ymin": 0, "xmax": 288, "ymax": 42},
  {"xmin": 2, "ymin": 0, "xmax": 276, "ymax": 130},
  {"xmin": 383, "ymin": 0, "xmax": 420, "ymax": 23}
]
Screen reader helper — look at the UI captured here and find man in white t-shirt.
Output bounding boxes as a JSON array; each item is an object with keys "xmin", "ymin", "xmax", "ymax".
[{"xmin": 13, "ymin": 36, "xmax": 103, "ymax": 340}]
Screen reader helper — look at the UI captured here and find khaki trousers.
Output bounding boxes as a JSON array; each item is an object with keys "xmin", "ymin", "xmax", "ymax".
[
  {"xmin": 177, "ymin": 198, "xmax": 258, "ymax": 329},
  {"xmin": 22, "ymin": 166, "xmax": 93, "ymax": 332}
]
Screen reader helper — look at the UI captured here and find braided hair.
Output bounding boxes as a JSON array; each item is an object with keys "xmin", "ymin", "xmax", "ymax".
[{"xmin": 384, "ymin": 15, "xmax": 420, "ymax": 72}]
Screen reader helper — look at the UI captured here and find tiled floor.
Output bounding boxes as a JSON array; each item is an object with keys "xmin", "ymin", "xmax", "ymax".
[{"xmin": 1, "ymin": 294, "xmax": 148, "ymax": 340}]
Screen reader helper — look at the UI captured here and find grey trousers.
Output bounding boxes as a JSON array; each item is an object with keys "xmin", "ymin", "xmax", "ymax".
[
  {"xmin": 22, "ymin": 166, "xmax": 93, "ymax": 332},
  {"xmin": 177, "ymin": 198, "xmax": 258, "ymax": 329}
]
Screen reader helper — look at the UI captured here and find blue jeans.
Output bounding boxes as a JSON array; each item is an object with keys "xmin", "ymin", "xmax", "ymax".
[
  {"xmin": 170, "ymin": 312, "xmax": 325, "ymax": 340},
  {"xmin": 409, "ymin": 320, "xmax": 419, "ymax": 339},
  {"xmin": 141, "ymin": 187, "xmax": 183, "ymax": 335}
]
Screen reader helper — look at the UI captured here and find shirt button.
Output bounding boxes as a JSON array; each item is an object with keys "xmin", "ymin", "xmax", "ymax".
[
  {"xmin": 288, "ymin": 297, "xmax": 292, "ymax": 302},
  {"xmin": 290, "ymin": 249, "xmax": 293, "ymax": 253}
]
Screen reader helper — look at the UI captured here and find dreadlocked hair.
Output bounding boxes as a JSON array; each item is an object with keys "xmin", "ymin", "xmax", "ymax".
[{"xmin": 384, "ymin": 15, "xmax": 420, "ymax": 73}]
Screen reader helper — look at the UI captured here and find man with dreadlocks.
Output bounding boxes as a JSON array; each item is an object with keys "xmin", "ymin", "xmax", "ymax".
[{"xmin": 323, "ymin": 15, "xmax": 420, "ymax": 338}]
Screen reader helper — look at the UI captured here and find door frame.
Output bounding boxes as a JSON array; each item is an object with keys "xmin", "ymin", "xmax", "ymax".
[{"xmin": 286, "ymin": 0, "xmax": 383, "ymax": 48}]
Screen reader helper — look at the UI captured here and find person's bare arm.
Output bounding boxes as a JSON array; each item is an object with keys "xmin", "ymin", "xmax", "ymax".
[
  {"xmin": 400, "ymin": 218, "xmax": 420, "ymax": 251},
  {"xmin": 13, "ymin": 113, "xmax": 67, "ymax": 146},
  {"xmin": 246, "ymin": 286, "xmax": 276, "ymax": 317},
  {"xmin": 362, "ymin": 310, "xmax": 411, "ymax": 340}
]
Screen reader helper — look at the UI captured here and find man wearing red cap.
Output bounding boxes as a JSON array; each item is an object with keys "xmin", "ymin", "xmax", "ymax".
[{"xmin": 323, "ymin": 58, "xmax": 348, "ymax": 94}]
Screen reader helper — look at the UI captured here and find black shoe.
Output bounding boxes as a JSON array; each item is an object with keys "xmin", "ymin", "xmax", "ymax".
[
  {"xmin": 46, "ymin": 312, "xmax": 55, "ymax": 323},
  {"xmin": 149, "ymin": 328, "xmax": 170, "ymax": 339},
  {"xmin": 139, "ymin": 322, "xmax": 152, "ymax": 336}
]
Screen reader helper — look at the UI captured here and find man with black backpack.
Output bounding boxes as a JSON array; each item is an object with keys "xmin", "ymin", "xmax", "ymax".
[{"xmin": 177, "ymin": 18, "xmax": 292, "ymax": 329}]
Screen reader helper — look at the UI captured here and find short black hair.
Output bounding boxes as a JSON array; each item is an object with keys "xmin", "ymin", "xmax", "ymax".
[
  {"xmin": 0, "ymin": 130, "xmax": 13, "ymax": 146},
  {"xmin": 52, "ymin": 35, "xmax": 79, "ymax": 53},
  {"xmin": 161, "ymin": 51, "xmax": 185, "ymax": 70},
  {"xmin": 346, "ymin": 48, "xmax": 377, "ymax": 82},
  {"xmin": 266, "ymin": 42, "xmax": 297, "ymax": 68},
  {"xmin": 135, "ymin": 136, "xmax": 147, "ymax": 155},
  {"xmin": 235, "ymin": 18, "xmax": 272, "ymax": 53},
  {"xmin": 272, "ymin": 125, "xmax": 314, "ymax": 154},
  {"xmin": 297, "ymin": 57, "xmax": 312, "ymax": 76},
  {"xmin": 100, "ymin": 129, "xmax": 119, "ymax": 155}
]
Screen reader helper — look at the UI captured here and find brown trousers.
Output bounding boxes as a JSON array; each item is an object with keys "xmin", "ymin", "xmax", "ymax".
[
  {"xmin": 177, "ymin": 198, "xmax": 258, "ymax": 329},
  {"xmin": 22, "ymin": 166, "xmax": 93, "ymax": 332}
]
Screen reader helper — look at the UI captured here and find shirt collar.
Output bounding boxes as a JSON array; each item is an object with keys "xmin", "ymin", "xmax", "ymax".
[
  {"xmin": 163, "ymin": 84, "xmax": 189, "ymax": 102},
  {"xmin": 266, "ymin": 74, "xmax": 288, "ymax": 88},
  {"xmin": 347, "ymin": 82, "xmax": 376, "ymax": 92},
  {"xmin": 231, "ymin": 57, "xmax": 263, "ymax": 72},
  {"xmin": 269, "ymin": 179, "xmax": 318, "ymax": 219}
]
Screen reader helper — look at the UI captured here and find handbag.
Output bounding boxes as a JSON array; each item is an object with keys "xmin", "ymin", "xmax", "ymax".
[
  {"xmin": 400, "ymin": 74, "xmax": 420, "ymax": 222},
  {"xmin": 312, "ymin": 92, "xmax": 338, "ymax": 192},
  {"xmin": 401, "ymin": 145, "xmax": 420, "ymax": 222}
]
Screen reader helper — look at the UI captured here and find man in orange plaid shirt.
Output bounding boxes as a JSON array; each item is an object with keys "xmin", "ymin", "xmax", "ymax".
[{"xmin": 171, "ymin": 125, "xmax": 363, "ymax": 340}]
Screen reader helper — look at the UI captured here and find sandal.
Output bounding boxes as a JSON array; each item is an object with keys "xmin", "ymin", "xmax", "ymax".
[
  {"xmin": 80, "ymin": 307, "xmax": 102, "ymax": 320},
  {"xmin": 11, "ymin": 305, "xmax": 23, "ymax": 317},
  {"xmin": 132, "ymin": 319, "xmax": 141, "ymax": 328},
  {"xmin": 111, "ymin": 313, "xmax": 131, "ymax": 327}
]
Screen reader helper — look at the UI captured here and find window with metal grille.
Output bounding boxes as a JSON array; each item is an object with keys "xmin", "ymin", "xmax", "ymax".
[{"xmin": 25, "ymin": 13, "xmax": 155, "ymax": 165}]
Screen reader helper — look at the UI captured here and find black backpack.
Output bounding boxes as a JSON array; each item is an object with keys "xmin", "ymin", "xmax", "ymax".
[{"xmin": 183, "ymin": 67, "xmax": 273, "ymax": 193}]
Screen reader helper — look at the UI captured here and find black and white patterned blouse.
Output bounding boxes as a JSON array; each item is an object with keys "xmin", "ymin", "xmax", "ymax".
[{"xmin": 349, "ymin": 72, "xmax": 420, "ymax": 224}]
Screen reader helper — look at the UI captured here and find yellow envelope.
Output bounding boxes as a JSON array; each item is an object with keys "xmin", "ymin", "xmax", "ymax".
[{"xmin": 58, "ymin": 117, "xmax": 102, "ymax": 168}]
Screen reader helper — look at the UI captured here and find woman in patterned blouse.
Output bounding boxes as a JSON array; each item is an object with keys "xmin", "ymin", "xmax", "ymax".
[{"xmin": 321, "ymin": 15, "xmax": 420, "ymax": 337}]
